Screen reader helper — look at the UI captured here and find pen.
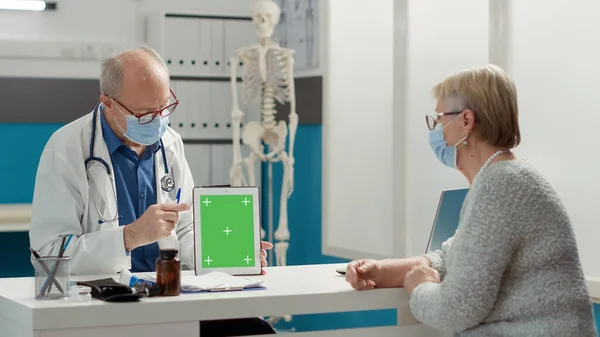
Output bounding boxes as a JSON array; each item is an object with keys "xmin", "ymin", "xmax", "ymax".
[
  {"xmin": 61, "ymin": 235, "xmax": 73, "ymax": 255},
  {"xmin": 30, "ymin": 248, "xmax": 64, "ymax": 293},
  {"xmin": 42, "ymin": 234, "xmax": 73, "ymax": 295},
  {"xmin": 46, "ymin": 235, "xmax": 67, "ymax": 294},
  {"xmin": 176, "ymin": 187, "xmax": 181, "ymax": 204}
]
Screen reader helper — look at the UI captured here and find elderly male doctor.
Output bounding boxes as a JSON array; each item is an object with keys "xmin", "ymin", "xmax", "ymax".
[{"xmin": 29, "ymin": 47, "xmax": 276, "ymax": 336}]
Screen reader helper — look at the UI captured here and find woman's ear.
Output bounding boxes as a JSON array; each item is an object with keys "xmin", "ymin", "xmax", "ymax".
[{"xmin": 462, "ymin": 109, "xmax": 476, "ymax": 133}]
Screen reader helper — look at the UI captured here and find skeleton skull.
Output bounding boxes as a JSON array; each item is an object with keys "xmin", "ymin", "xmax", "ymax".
[{"xmin": 252, "ymin": 0, "xmax": 281, "ymax": 39}]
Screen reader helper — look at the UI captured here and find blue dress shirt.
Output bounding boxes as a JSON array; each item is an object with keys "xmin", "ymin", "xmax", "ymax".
[{"xmin": 100, "ymin": 108, "xmax": 160, "ymax": 272}]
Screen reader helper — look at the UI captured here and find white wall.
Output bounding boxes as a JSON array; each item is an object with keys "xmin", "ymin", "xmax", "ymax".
[
  {"xmin": 322, "ymin": 0, "xmax": 489, "ymax": 259},
  {"xmin": 0, "ymin": 0, "xmax": 134, "ymax": 78},
  {"xmin": 508, "ymin": 0, "xmax": 600, "ymax": 277},
  {"xmin": 325, "ymin": 0, "xmax": 600, "ymax": 283},
  {"xmin": 403, "ymin": 0, "xmax": 489, "ymax": 256},
  {"xmin": 0, "ymin": 0, "xmax": 253, "ymax": 78},
  {"xmin": 322, "ymin": 0, "xmax": 396, "ymax": 259},
  {"xmin": 0, "ymin": 0, "xmax": 136, "ymax": 41},
  {"xmin": 0, "ymin": 0, "xmax": 252, "ymax": 41}
]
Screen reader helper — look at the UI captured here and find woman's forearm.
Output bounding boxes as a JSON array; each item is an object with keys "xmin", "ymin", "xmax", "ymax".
[{"xmin": 378, "ymin": 256, "xmax": 431, "ymax": 288}]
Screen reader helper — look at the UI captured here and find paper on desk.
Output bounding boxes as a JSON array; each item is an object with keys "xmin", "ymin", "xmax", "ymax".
[
  {"xmin": 141, "ymin": 271, "xmax": 264, "ymax": 292},
  {"xmin": 182, "ymin": 272, "xmax": 264, "ymax": 292}
]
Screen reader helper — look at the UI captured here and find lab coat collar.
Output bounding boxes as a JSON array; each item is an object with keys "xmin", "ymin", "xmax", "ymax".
[
  {"xmin": 99, "ymin": 107, "xmax": 122, "ymax": 155},
  {"xmin": 160, "ymin": 125, "xmax": 178, "ymax": 148}
]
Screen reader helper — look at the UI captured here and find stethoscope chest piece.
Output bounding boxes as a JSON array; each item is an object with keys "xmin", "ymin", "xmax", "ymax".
[{"xmin": 161, "ymin": 175, "xmax": 175, "ymax": 192}]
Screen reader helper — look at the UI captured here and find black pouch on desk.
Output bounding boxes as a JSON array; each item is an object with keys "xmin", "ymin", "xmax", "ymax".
[{"xmin": 77, "ymin": 278, "xmax": 146, "ymax": 302}]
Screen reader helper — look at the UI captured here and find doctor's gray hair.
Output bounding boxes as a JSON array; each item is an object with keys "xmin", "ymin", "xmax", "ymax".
[{"xmin": 99, "ymin": 46, "xmax": 169, "ymax": 97}]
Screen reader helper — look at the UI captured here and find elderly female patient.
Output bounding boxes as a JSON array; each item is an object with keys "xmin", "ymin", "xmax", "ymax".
[{"xmin": 345, "ymin": 64, "xmax": 597, "ymax": 336}]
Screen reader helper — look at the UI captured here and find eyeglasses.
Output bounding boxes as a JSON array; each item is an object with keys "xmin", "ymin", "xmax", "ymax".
[
  {"xmin": 425, "ymin": 111, "xmax": 462, "ymax": 130},
  {"xmin": 110, "ymin": 89, "xmax": 179, "ymax": 124}
]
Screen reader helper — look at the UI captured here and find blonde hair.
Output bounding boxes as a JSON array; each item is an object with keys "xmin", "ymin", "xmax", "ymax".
[{"xmin": 432, "ymin": 64, "xmax": 521, "ymax": 148}]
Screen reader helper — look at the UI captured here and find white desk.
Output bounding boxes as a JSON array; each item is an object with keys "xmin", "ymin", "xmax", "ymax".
[
  {"xmin": 0, "ymin": 263, "xmax": 443, "ymax": 337},
  {"xmin": 586, "ymin": 277, "xmax": 600, "ymax": 304}
]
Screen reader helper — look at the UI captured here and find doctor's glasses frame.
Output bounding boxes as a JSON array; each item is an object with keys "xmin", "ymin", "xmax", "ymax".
[
  {"xmin": 108, "ymin": 89, "xmax": 179, "ymax": 124},
  {"xmin": 425, "ymin": 110, "xmax": 462, "ymax": 130}
]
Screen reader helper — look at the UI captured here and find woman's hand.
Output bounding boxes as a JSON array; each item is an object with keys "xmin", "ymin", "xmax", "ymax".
[
  {"xmin": 345, "ymin": 259, "xmax": 386, "ymax": 290},
  {"xmin": 403, "ymin": 264, "xmax": 441, "ymax": 295}
]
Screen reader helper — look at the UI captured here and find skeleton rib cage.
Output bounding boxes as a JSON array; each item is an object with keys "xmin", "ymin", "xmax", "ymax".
[{"xmin": 239, "ymin": 47, "xmax": 294, "ymax": 129}]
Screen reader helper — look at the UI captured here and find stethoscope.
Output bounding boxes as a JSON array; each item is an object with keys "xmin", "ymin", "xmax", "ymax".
[{"xmin": 85, "ymin": 103, "xmax": 175, "ymax": 224}]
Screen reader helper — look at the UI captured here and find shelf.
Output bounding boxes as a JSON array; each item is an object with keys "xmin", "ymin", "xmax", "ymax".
[
  {"xmin": 0, "ymin": 203, "xmax": 31, "ymax": 232},
  {"xmin": 0, "ymin": 223, "xmax": 29, "ymax": 232},
  {"xmin": 170, "ymin": 75, "xmax": 242, "ymax": 82}
]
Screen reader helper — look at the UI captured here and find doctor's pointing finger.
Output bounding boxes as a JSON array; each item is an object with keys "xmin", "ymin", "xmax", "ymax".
[{"xmin": 122, "ymin": 203, "xmax": 191, "ymax": 252}]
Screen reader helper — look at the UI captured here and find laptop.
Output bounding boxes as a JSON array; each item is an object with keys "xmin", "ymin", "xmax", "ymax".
[
  {"xmin": 336, "ymin": 188, "xmax": 468, "ymax": 275},
  {"xmin": 425, "ymin": 188, "xmax": 469, "ymax": 253}
]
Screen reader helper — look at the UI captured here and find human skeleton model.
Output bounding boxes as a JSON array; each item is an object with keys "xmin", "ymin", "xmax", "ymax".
[{"xmin": 229, "ymin": 0, "xmax": 298, "ymax": 273}]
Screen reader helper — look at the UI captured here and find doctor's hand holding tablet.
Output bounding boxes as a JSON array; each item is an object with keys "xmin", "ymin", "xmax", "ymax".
[
  {"xmin": 121, "ymin": 197, "xmax": 273, "ymax": 269},
  {"xmin": 259, "ymin": 241, "xmax": 273, "ymax": 272},
  {"xmin": 122, "ymin": 186, "xmax": 274, "ymax": 273}
]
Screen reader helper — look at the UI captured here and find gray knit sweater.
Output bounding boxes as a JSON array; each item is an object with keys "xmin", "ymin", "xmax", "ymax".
[{"xmin": 412, "ymin": 159, "xmax": 597, "ymax": 336}]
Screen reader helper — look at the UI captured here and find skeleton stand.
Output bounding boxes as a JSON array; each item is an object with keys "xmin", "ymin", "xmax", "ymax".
[
  {"xmin": 229, "ymin": 0, "xmax": 296, "ymax": 327},
  {"xmin": 268, "ymin": 161, "xmax": 274, "ymax": 266}
]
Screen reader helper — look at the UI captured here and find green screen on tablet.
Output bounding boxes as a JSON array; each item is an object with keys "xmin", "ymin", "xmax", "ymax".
[
  {"xmin": 199, "ymin": 194, "xmax": 256, "ymax": 268},
  {"xmin": 193, "ymin": 186, "xmax": 262, "ymax": 275}
]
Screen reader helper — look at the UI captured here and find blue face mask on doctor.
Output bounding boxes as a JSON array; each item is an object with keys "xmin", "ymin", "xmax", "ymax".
[
  {"xmin": 428, "ymin": 113, "xmax": 468, "ymax": 169},
  {"xmin": 112, "ymin": 99, "xmax": 169, "ymax": 146}
]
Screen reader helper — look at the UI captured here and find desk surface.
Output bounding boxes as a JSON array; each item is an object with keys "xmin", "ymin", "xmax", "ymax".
[
  {"xmin": 0, "ymin": 263, "xmax": 411, "ymax": 331},
  {"xmin": 586, "ymin": 277, "xmax": 600, "ymax": 304}
]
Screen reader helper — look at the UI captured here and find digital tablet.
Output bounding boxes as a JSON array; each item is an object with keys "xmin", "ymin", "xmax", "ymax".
[{"xmin": 192, "ymin": 186, "xmax": 262, "ymax": 276}]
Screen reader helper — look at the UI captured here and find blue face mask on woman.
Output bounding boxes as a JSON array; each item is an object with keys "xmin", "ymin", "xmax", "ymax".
[
  {"xmin": 112, "ymin": 100, "xmax": 169, "ymax": 146},
  {"xmin": 428, "ymin": 114, "xmax": 466, "ymax": 169}
]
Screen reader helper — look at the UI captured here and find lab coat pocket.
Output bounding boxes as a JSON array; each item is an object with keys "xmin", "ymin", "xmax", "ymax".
[{"xmin": 158, "ymin": 188, "xmax": 177, "ymax": 205}]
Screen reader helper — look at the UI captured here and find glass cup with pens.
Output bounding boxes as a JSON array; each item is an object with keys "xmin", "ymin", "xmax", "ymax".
[{"xmin": 31, "ymin": 234, "xmax": 73, "ymax": 300}]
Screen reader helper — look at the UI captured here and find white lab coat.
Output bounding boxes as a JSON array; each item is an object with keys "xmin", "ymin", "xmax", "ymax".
[{"xmin": 29, "ymin": 108, "xmax": 196, "ymax": 275}]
